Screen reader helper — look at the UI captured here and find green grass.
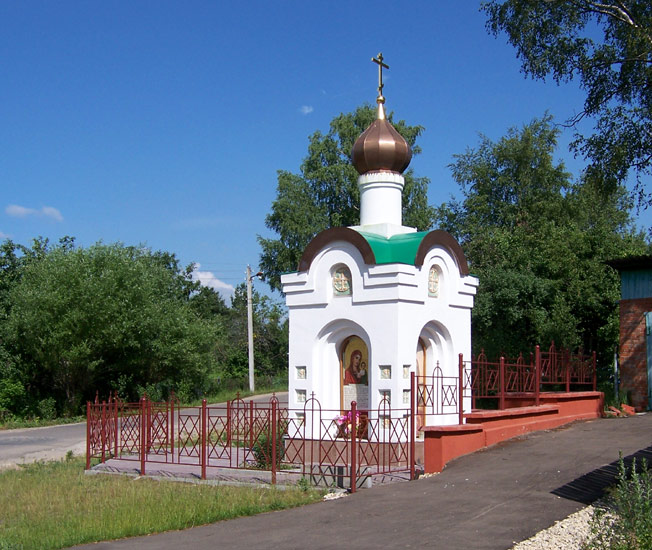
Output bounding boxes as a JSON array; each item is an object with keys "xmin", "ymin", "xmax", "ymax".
[
  {"xmin": 0, "ymin": 415, "xmax": 85, "ymax": 431},
  {"xmin": 188, "ymin": 380, "xmax": 287, "ymax": 407},
  {"xmin": 0, "ymin": 456, "xmax": 323, "ymax": 550}
]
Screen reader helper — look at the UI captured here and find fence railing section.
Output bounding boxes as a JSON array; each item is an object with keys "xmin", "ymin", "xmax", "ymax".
[
  {"xmin": 464, "ymin": 343, "xmax": 596, "ymax": 410},
  {"xmin": 416, "ymin": 362, "xmax": 464, "ymax": 426},
  {"xmin": 87, "ymin": 388, "xmax": 416, "ymax": 491},
  {"xmin": 86, "ymin": 343, "xmax": 596, "ymax": 485}
]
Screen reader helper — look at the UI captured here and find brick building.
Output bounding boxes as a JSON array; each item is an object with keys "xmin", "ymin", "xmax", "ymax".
[{"xmin": 610, "ymin": 256, "xmax": 652, "ymax": 411}]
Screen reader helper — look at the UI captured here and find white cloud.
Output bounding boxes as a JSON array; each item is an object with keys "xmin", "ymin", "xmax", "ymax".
[
  {"xmin": 5, "ymin": 204, "xmax": 63, "ymax": 222},
  {"xmin": 191, "ymin": 263, "xmax": 236, "ymax": 302},
  {"xmin": 6, "ymin": 204, "xmax": 35, "ymax": 217},
  {"xmin": 41, "ymin": 206, "xmax": 63, "ymax": 222},
  {"xmin": 0, "ymin": 231, "xmax": 9, "ymax": 239},
  {"xmin": 299, "ymin": 105, "xmax": 314, "ymax": 115}
]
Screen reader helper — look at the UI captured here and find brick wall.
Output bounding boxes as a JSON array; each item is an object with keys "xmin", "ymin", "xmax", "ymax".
[{"xmin": 619, "ymin": 298, "xmax": 652, "ymax": 411}]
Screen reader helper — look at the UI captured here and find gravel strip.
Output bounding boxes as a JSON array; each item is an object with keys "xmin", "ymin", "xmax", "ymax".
[{"xmin": 510, "ymin": 506, "xmax": 594, "ymax": 550}]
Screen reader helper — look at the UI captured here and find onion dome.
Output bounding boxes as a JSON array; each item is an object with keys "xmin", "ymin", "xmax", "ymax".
[
  {"xmin": 351, "ymin": 104, "xmax": 412, "ymax": 175},
  {"xmin": 351, "ymin": 53, "xmax": 412, "ymax": 175}
]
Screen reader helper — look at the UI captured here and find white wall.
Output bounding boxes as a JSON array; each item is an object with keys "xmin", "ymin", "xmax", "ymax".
[{"xmin": 282, "ymin": 237, "xmax": 478, "ymax": 429}]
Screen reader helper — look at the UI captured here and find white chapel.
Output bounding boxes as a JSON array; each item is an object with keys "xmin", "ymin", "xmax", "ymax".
[{"xmin": 281, "ymin": 54, "xmax": 478, "ymax": 429}]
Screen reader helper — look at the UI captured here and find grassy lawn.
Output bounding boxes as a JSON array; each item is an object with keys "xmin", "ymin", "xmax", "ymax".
[
  {"xmin": 188, "ymin": 381, "xmax": 288, "ymax": 407},
  {"xmin": 0, "ymin": 456, "xmax": 323, "ymax": 550}
]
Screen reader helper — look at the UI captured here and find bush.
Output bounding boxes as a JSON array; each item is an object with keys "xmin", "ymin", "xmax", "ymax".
[
  {"xmin": 585, "ymin": 455, "xmax": 652, "ymax": 549},
  {"xmin": 37, "ymin": 397, "xmax": 57, "ymax": 420},
  {"xmin": 251, "ymin": 426, "xmax": 285, "ymax": 469}
]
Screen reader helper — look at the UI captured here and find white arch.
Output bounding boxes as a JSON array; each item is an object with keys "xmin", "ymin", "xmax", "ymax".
[
  {"xmin": 418, "ymin": 320, "xmax": 455, "ymax": 378},
  {"xmin": 314, "ymin": 319, "xmax": 372, "ymax": 411}
]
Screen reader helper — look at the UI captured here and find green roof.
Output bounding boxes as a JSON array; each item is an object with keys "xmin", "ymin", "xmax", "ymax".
[{"xmin": 357, "ymin": 231, "xmax": 429, "ymax": 265}]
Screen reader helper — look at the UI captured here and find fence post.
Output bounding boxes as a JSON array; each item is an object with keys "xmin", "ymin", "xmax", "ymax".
[
  {"xmin": 249, "ymin": 400, "xmax": 255, "ymax": 451},
  {"xmin": 113, "ymin": 396, "xmax": 119, "ymax": 459},
  {"xmin": 86, "ymin": 402, "xmax": 91, "ymax": 470},
  {"xmin": 271, "ymin": 397, "xmax": 277, "ymax": 485},
  {"xmin": 565, "ymin": 349, "xmax": 571, "ymax": 393},
  {"xmin": 140, "ymin": 397, "xmax": 146, "ymax": 476},
  {"xmin": 410, "ymin": 372, "xmax": 416, "ymax": 480},
  {"xmin": 458, "ymin": 353, "xmax": 464, "ymax": 425},
  {"xmin": 201, "ymin": 399, "xmax": 207, "ymax": 480},
  {"xmin": 592, "ymin": 351, "xmax": 597, "ymax": 391},
  {"xmin": 535, "ymin": 345, "xmax": 541, "ymax": 407},
  {"xmin": 226, "ymin": 399, "xmax": 232, "ymax": 447},
  {"xmin": 499, "ymin": 357, "xmax": 506, "ymax": 410},
  {"xmin": 170, "ymin": 394, "xmax": 175, "ymax": 464},
  {"xmin": 350, "ymin": 401, "xmax": 357, "ymax": 493},
  {"xmin": 101, "ymin": 401, "xmax": 107, "ymax": 464}
]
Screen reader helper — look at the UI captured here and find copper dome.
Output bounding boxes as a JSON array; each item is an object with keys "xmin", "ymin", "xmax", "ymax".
[{"xmin": 351, "ymin": 111, "xmax": 412, "ymax": 175}]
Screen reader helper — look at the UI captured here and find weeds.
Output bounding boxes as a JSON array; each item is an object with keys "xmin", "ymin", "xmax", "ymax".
[
  {"xmin": 584, "ymin": 455, "xmax": 652, "ymax": 549},
  {"xmin": 251, "ymin": 427, "xmax": 286, "ymax": 469}
]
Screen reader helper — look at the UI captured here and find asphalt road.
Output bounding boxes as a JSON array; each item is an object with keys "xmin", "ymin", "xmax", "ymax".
[
  {"xmin": 74, "ymin": 413, "xmax": 652, "ymax": 550},
  {"xmin": 0, "ymin": 422, "xmax": 87, "ymax": 467},
  {"xmin": 0, "ymin": 392, "xmax": 288, "ymax": 468}
]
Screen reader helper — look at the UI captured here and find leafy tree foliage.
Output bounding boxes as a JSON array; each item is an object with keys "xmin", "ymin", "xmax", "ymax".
[
  {"xmin": 219, "ymin": 283, "xmax": 288, "ymax": 380},
  {"xmin": 259, "ymin": 104, "xmax": 435, "ymax": 291},
  {"xmin": 0, "ymin": 240, "xmax": 224, "ymax": 414},
  {"xmin": 483, "ymin": 1, "xmax": 652, "ymax": 203},
  {"xmin": 437, "ymin": 116, "xmax": 649, "ymax": 372},
  {"xmin": 0, "ymin": 238, "xmax": 290, "ymax": 418}
]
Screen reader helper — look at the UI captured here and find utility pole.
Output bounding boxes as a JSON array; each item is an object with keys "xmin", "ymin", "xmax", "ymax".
[
  {"xmin": 246, "ymin": 265, "xmax": 255, "ymax": 392},
  {"xmin": 246, "ymin": 266, "xmax": 263, "ymax": 392}
]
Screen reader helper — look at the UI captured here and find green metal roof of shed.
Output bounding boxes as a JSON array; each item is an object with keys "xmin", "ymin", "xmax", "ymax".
[{"xmin": 357, "ymin": 231, "xmax": 429, "ymax": 265}]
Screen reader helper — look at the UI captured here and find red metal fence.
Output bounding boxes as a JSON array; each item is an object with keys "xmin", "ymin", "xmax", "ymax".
[
  {"xmin": 463, "ymin": 342, "xmax": 596, "ymax": 410},
  {"xmin": 87, "ymin": 388, "xmax": 416, "ymax": 491},
  {"xmin": 87, "ymin": 343, "xmax": 596, "ymax": 486},
  {"xmin": 416, "ymin": 363, "xmax": 464, "ymax": 427}
]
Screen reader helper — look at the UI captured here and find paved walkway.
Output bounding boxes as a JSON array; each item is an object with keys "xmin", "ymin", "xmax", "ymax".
[
  {"xmin": 74, "ymin": 413, "xmax": 652, "ymax": 550},
  {"xmin": 0, "ymin": 422, "xmax": 86, "ymax": 468}
]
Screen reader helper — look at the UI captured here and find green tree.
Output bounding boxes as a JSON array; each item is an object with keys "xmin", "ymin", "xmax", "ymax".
[
  {"xmin": 0, "ymin": 237, "xmax": 69, "ymax": 415},
  {"xmin": 220, "ymin": 284, "xmax": 288, "ymax": 380},
  {"xmin": 483, "ymin": 0, "xmax": 652, "ymax": 204},
  {"xmin": 259, "ymin": 104, "xmax": 435, "ymax": 291},
  {"xmin": 2, "ymin": 241, "xmax": 223, "ymax": 414},
  {"xmin": 437, "ymin": 116, "xmax": 648, "ymax": 373}
]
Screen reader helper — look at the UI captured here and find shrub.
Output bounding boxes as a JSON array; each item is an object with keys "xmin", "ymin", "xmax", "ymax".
[
  {"xmin": 251, "ymin": 426, "xmax": 285, "ymax": 469},
  {"xmin": 585, "ymin": 455, "xmax": 652, "ymax": 549},
  {"xmin": 37, "ymin": 398, "xmax": 57, "ymax": 420}
]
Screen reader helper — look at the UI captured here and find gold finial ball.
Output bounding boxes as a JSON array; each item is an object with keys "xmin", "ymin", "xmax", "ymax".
[{"xmin": 377, "ymin": 95, "xmax": 385, "ymax": 104}]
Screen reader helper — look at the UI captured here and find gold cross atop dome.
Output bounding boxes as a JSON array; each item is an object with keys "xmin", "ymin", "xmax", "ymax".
[{"xmin": 372, "ymin": 53, "xmax": 389, "ymax": 105}]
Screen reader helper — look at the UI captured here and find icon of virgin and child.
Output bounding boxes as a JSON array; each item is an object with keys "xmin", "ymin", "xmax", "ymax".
[{"xmin": 342, "ymin": 337, "xmax": 368, "ymax": 386}]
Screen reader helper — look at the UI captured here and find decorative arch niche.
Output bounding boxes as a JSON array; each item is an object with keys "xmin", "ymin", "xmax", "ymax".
[
  {"xmin": 428, "ymin": 265, "xmax": 441, "ymax": 298},
  {"xmin": 332, "ymin": 264, "xmax": 352, "ymax": 296},
  {"xmin": 340, "ymin": 335, "xmax": 369, "ymax": 411}
]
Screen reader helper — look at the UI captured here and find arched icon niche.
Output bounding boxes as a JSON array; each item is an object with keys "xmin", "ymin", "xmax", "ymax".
[{"xmin": 340, "ymin": 335, "xmax": 369, "ymax": 412}]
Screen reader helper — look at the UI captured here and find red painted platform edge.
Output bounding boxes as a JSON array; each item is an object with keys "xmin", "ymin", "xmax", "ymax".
[
  {"xmin": 505, "ymin": 391, "xmax": 601, "ymax": 400},
  {"xmin": 422, "ymin": 392, "xmax": 604, "ymax": 474},
  {"xmin": 465, "ymin": 404, "xmax": 559, "ymax": 420},
  {"xmin": 420, "ymin": 424, "xmax": 484, "ymax": 434}
]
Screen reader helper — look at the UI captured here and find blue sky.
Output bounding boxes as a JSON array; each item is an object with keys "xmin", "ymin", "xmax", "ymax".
[{"xmin": 2, "ymin": 2, "xmax": 649, "ymax": 301}]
